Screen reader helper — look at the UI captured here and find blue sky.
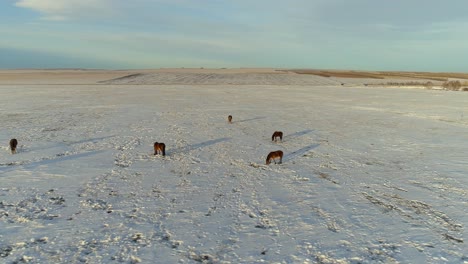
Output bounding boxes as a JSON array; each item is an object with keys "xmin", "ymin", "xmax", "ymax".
[{"xmin": 1, "ymin": 0, "xmax": 468, "ymax": 71}]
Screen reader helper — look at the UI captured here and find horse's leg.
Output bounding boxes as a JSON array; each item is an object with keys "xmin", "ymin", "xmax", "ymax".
[{"xmin": 162, "ymin": 147, "xmax": 165, "ymax": 156}]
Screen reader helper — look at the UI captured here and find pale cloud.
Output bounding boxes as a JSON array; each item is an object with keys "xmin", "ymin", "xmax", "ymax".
[
  {"xmin": 7, "ymin": 0, "xmax": 468, "ymax": 70},
  {"xmin": 15, "ymin": 0, "xmax": 112, "ymax": 20}
]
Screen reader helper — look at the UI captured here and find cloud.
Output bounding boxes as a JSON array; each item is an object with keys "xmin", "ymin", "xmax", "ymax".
[
  {"xmin": 0, "ymin": 47, "xmax": 114, "ymax": 69},
  {"xmin": 8, "ymin": 0, "xmax": 468, "ymax": 70},
  {"xmin": 15, "ymin": 0, "xmax": 112, "ymax": 20}
]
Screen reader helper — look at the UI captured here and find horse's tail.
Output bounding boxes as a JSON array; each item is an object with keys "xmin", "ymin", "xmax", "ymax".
[
  {"xmin": 278, "ymin": 150, "xmax": 283, "ymax": 162},
  {"xmin": 9, "ymin": 139, "xmax": 17, "ymax": 154}
]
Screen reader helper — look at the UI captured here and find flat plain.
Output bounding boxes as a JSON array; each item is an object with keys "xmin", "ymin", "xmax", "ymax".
[{"xmin": 0, "ymin": 69, "xmax": 467, "ymax": 263}]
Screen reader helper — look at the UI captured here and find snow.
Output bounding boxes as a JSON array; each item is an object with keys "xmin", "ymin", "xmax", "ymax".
[
  {"xmin": 1, "ymin": 73, "xmax": 467, "ymax": 263},
  {"xmin": 98, "ymin": 72, "xmax": 341, "ymax": 86}
]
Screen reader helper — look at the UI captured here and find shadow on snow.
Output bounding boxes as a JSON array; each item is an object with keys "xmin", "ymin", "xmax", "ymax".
[
  {"xmin": 169, "ymin": 137, "xmax": 231, "ymax": 155},
  {"xmin": 235, "ymin": 116, "xmax": 266, "ymax": 123},
  {"xmin": 283, "ymin": 143, "xmax": 320, "ymax": 162},
  {"xmin": 0, "ymin": 150, "xmax": 107, "ymax": 175},
  {"xmin": 284, "ymin": 129, "xmax": 314, "ymax": 140}
]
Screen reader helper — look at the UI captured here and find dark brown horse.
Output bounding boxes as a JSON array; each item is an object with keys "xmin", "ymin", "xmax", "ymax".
[
  {"xmin": 9, "ymin": 138, "xmax": 18, "ymax": 154},
  {"xmin": 271, "ymin": 131, "xmax": 283, "ymax": 142},
  {"xmin": 228, "ymin": 115, "xmax": 232, "ymax": 123},
  {"xmin": 266, "ymin": 150, "xmax": 283, "ymax": 165},
  {"xmin": 154, "ymin": 142, "xmax": 166, "ymax": 156}
]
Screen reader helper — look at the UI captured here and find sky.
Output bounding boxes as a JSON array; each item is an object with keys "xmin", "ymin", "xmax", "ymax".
[{"xmin": 1, "ymin": 0, "xmax": 468, "ymax": 71}]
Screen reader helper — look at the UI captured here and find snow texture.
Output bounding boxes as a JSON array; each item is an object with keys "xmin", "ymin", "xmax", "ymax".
[{"xmin": 1, "ymin": 74, "xmax": 467, "ymax": 263}]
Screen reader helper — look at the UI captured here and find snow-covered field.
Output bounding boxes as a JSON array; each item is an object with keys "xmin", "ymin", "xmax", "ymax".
[
  {"xmin": 98, "ymin": 72, "xmax": 340, "ymax": 86},
  {"xmin": 0, "ymin": 72, "xmax": 467, "ymax": 263}
]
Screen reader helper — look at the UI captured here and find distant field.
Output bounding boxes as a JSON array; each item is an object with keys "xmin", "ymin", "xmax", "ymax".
[
  {"xmin": 1, "ymin": 68, "xmax": 467, "ymax": 88},
  {"xmin": 286, "ymin": 69, "xmax": 468, "ymax": 81}
]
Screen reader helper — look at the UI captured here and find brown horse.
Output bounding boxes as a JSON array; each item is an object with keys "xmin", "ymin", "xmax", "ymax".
[
  {"xmin": 266, "ymin": 150, "xmax": 283, "ymax": 165},
  {"xmin": 228, "ymin": 115, "xmax": 233, "ymax": 123},
  {"xmin": 9, "ymin": 138, "xmax": 18, "ymax": 154},
  {"xmin": 154, "ymin": 142, "xmax": 166, "ymax": 156},
  {"xmin": 271, "ymin": 131, "xmax": 283, "ymax": 142}
]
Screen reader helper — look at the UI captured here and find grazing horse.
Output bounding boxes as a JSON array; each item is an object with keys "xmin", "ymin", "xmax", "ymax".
[
  {"xmin": 266, "ymin": 150, "xmax": 283, "ymax": 165},
  {"xmin": 153, "ymin": 142, "xmax": 166, "ymax": 156},
  {"xmin": 9, "ymin": 138, "xmax": 18, "ymax": 154},
  {"xmin": 271, "ymin": 131, "xmax": 283, "ymax": 142},
  {"xmin": 228, "ymin": 115, "xmax": 233, "ymax": 123}
]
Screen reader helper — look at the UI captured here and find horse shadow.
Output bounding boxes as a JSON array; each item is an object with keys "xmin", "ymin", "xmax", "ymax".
[
  {"xmin": 169, "ymin": 137, "xmax": 231, "ymax": 155},
  {"xmin": 66, "ymin": 135, "xmax": 117, "ymax": 146},
  {"xmin": 0, "ymin": 150, "xmax": 107, "ymax": 174},
  {"xmin": 284, "ymin": 129, "xmax": 314, "ymax": 140},
  {"xmin": 22, "ymin": 136, "xmax": 116, "ymax": 153},
  {"xmin": 283, "ymin": 143, "xmax": 319, "ymax": 162},
  {"xmin": 235, "ymin": 116, "xmax": 266, "ymax": 123},
  {"xmin": 27, "ymin": 150, "xmax": 107, "ymax": 169}
]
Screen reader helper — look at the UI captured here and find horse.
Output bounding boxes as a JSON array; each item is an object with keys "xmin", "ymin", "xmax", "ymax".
[
  {"xmin": 154, "ymin": 142, "xmax": 166, "ymax": 156},
  {"xmin": 9, "ymin": 138, "xmax": 18, "ymax": 154},
  {"xmin": 266, "ymin": 150, "xmax": 283, "ymax": 165},
  {"xmin": 228, "ymin": 115, "xmax": 233, "ymax": 123},
  {"xmin": 271, "ymin": 131, "xmax": 283, "ymax": 142}
]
